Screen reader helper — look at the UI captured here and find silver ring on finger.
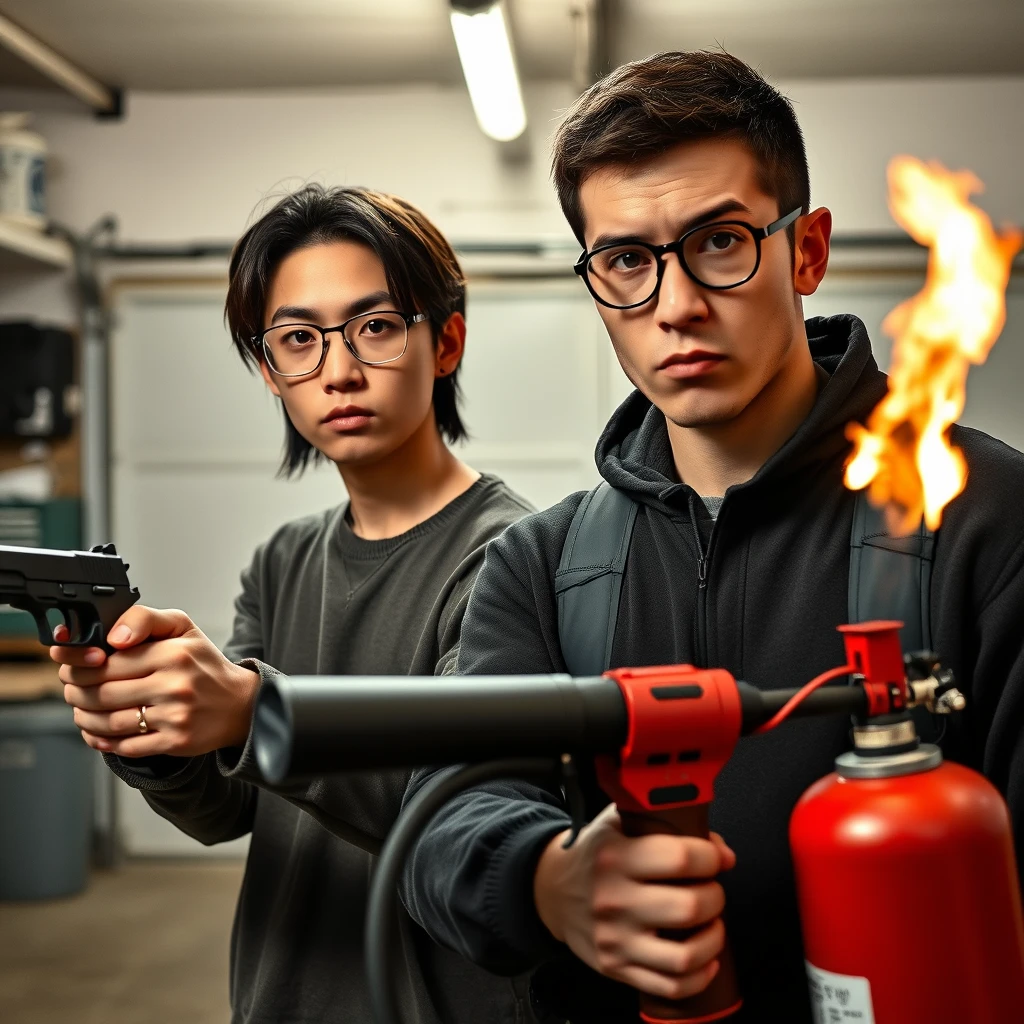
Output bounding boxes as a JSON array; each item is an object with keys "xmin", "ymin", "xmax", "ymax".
[{"xmin": 137, "ymin": 705, "xmax": 149, "ymax": 734}]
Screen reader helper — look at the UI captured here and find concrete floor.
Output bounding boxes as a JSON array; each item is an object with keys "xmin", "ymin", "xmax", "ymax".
[{"xmin": 0, "ymin": 859, "xmax": 245, "ymax": 1024}]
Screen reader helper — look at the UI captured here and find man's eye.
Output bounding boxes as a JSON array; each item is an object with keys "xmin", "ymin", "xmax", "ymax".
[
  {"xmin": 361, "ymin": 318, "xmax": 398, "ymax": 337},
  {"xmin": 703, "ymin": 232, "xmax": 740, "ymax": 252},
  {"xmin": 609, "ymin": 250, "xmax": 650, "ymax": 272},
  {"xmin": 284, "ymin": 329, "xmax": 317, "ymax": 345}
]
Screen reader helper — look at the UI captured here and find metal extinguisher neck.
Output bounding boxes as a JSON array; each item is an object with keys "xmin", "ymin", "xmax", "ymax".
[
  {"xmin": 850, "ymin": 712, "xmax": 920, "ymax": 756},
  {"xmin": 837, "ymin": 720, "xmax": 944, "ymax": 779}
]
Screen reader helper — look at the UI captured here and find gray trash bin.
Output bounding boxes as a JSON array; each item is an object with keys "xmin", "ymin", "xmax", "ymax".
[{"xmin": 0, "ymin": 699, "xmax": 93, "ymax": 900}]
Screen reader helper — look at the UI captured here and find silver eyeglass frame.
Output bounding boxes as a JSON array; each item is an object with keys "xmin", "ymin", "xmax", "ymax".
[{"xmin": 254, "ymin": 311, "xmax": 429, "ymax": 376}]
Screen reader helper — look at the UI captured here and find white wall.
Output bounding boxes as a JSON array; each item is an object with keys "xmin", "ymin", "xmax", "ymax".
[
  {"xmin": 2, "ymin": 73, "xmax": 1022, "ymax": 328},
  {"xmin": 791, "ymin": 76, "xmax": 1024, "ymax": 233},
  {"xmin": 2, "ymin": 74, "xmax": 1022, "ymax": 252},
  {"xmin": 0, "ymin": 82, "xmax": 577, "ymax": 251}
]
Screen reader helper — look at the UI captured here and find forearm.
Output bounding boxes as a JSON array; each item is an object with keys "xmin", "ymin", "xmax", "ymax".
[
  {"xmin": 104, "ymin": 752, "xmax": 256, "ymax": 846},
  {"xmin": 217, "ymin": 736, "xmax": 407, "ymax": 854},
  {"xmin": 215, "ymin": 657, "xmax": 401, "ymax": 852},
  {"xmin": 399, "ymin": 766, "xmax": 570, "ymax": 973}
]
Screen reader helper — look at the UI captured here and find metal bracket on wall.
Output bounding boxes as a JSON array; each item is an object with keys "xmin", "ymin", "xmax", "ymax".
[
  {"xmin": 50, "ymin": 216, "xmax": 117, "ymax": 554},
  {"xmin": 48, "ymin": 215, "xmax": 122, "ymax": 869}
]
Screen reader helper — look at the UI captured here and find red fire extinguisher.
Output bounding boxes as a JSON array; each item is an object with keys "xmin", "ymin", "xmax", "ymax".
[{"xmin": 790, "ymin": 624, "xmax": 1024, "ymax": 1024}]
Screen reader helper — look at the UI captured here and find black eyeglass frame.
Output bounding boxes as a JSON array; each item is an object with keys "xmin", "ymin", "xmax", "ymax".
[
  {"xmin": 253, "ymin": 310, "xmax": 429, "ymax": 377},
  {"xmin": 573, "ymin": 207, "xmax": 803, "ymax": 310}
]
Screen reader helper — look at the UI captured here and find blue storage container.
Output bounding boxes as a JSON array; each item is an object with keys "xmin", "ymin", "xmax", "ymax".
[{"xmin": 0, "ymin": 699, "xmax": 93, "ymax": 899}]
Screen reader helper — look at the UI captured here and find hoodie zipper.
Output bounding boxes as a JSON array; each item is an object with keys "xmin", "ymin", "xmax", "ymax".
[{"xmin": 687, "ymin": 493, "xmax": 711, "ymax": 666}]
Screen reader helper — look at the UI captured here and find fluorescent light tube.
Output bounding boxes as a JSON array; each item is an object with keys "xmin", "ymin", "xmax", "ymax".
[{"xmin": 450, "ymin": 2, "xmax": 527, "ymax": 142}]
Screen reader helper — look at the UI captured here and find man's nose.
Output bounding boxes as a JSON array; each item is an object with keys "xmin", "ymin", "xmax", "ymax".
[
  {"xmin": 655, "ymin": 251, "xmax": 710, "ymax": 328},
  {"xmin": 320, "ymin": 331, "xmax": 365, "ymax": 390}
]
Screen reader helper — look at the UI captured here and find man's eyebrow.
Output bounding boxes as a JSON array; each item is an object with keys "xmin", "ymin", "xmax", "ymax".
[
  {"xmin": 269, "ymin": 289, "xmax": 395, "ymax": 326},
  {"xmin": 588, "ymin": 199, "xmax": 754, "ymax": 251},
  {"xmin": 269, "ymin": 304, "xmax": 319, "ymax": 325}
]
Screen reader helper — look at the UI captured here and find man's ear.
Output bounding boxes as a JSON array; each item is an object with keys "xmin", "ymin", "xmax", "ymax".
[
  {"xmin": 259, "ymin": 357, "xmax": 282, "ymax": 397},
  {"xmin": 793, "ymin": 206, "xmax": 832, "ymax": 297},
  {"xmin": 435, "ymin": 312, "xmax": 467, "ymax": 378}
]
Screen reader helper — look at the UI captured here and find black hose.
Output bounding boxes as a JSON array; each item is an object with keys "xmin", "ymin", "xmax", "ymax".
[
  {"xmin": 738, "ymin": 679, "xmax": 867, "ymax": 731},
  {"xmin": 366, "ymin": 757, "xmax": 561, "ymax": 1024}
]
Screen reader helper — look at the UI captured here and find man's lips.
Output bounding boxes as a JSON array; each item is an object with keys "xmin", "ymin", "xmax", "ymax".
[
  {"xmin": 321, "ymin": 405, "xmax": 374, "ymax": 430},
  {"xmin": 657, "ymin": 350, "xmax": 726, "ymax": 379}
]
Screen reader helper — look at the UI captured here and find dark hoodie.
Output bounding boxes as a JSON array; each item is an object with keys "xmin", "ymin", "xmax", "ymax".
[{"xmin": 400, "ymin": 315, "xmax": 1024, "ymax": 1022}]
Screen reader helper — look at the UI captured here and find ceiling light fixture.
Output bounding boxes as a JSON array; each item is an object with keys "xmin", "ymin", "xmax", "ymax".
[{"xmin": 449, "ymin": 1, "xmax": 527, "ymax": 142}]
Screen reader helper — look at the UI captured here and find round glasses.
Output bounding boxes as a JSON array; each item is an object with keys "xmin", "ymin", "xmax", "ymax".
[
  {"xmin": 574, "ymin": 207, "xmax": 802, "ymax": 309},
  {"xmin": 255, "ymin": 310, "xmax": 428, "ymax": 377}
]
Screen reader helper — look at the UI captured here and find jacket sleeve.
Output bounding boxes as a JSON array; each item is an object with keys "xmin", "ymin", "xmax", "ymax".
[
  {"xmin": 937, "ymin": 429, "xmax": 1024, "ymax": 894},
  {"xmin": 101, "ymin": 548, "xmax": 270, "ymax": 845},
  {"xmin": 965, "ymin": 532, "xmax": 1024, "ymax": 882},
  {"xmin": 399, "ymin": 503, "xmax": 582, "ymax": 974}
]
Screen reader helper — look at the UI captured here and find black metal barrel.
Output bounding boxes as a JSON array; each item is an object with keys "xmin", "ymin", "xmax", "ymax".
[{"xmin": 254, "ymin": 674, "xmax": 628, "ymax": 782}]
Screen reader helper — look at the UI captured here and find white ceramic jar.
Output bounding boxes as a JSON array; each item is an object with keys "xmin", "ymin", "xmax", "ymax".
[{"xmin": 0, "ymin": 113, "xmax": 47, "ymax": 228}]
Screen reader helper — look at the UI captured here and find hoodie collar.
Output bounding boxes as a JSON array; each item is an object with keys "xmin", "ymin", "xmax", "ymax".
[{"xmin": 596, "ymin": 314, "xmax": 888, "ymax": 513}]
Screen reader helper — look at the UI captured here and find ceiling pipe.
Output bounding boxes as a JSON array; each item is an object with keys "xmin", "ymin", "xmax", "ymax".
[
  {"xmin": 570, "ymin": 0, "xmax": 608, "ymax": 94},
  {"xmin": 0, "ymin": 12, "xmax": 121, "ymax": 118}
]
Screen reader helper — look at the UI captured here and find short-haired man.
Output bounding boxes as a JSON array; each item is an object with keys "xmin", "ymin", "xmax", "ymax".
[{"xmin": 401, "ymin": 51, "xmax": 1024, "ymax": 1022}]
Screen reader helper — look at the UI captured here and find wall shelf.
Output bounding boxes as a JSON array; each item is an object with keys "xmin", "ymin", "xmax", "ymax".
[{"xmin": 0, "ymin": 218, "xmax": 72, "ymax": 271}]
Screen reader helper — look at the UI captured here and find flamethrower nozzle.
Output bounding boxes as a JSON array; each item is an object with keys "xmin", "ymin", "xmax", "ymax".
[{"xmin": 254, "ymin": 673, "xmax": 628, "ymax": 783}]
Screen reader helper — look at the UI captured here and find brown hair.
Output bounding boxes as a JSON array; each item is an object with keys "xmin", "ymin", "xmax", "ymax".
[
  {"xmin": 551, "ymin": 50, "xmax": 810, "ymax": 245},
  {"xmin": 225, "ymin": 185, "xmax": 467, "ymax": 476}
]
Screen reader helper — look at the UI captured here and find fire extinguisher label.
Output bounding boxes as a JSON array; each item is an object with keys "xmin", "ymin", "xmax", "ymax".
[{"xmin": 805, "ymin": 962, "xmax": 876, "ymax": 1023}]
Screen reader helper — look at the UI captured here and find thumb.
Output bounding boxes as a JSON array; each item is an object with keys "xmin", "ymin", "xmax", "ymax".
[
  {"xmin": 591, "ymin": 802, "xmax": 623, "ymax": 833},
  {"xmin": 106, "ymin": 606, "xmax": 196, "ymax": 649}
]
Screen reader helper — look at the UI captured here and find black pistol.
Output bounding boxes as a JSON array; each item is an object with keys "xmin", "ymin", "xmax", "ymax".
[{"xmin": 0, "ymin": 543, "xmax": 140, "ymax": 653}]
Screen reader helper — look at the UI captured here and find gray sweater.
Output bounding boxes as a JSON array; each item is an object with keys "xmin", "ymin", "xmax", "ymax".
[{"xmin": 104, "ymin": 474, "xmax": 535, "ymax": 1024}]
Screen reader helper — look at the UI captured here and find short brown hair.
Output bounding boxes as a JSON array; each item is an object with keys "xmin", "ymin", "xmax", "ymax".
[
  {"xmin": 551, "ymin": 50, "xmax": 810, "ymax": 245},
  {"xmin": 225, "ymin": 185, "xmax": 467, "ymax": 476}
]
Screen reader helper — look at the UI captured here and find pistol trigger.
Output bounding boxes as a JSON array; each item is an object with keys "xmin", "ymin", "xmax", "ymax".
[
  {"xmin": 67, "ymin": 607, "xmax": 84, "ymax": 642},
  {"xmin": 559, "ymin": 753, "xmax": 587, "ymax": 849},
  {"xmin": 29, "ymin": 610, "xmax": 54, "ymax": 647}
]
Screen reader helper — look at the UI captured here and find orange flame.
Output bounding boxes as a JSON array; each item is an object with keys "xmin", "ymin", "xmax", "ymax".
[{"xmin": 845, "ymin": 157, "xmax": 1022, "ymax": 534}]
